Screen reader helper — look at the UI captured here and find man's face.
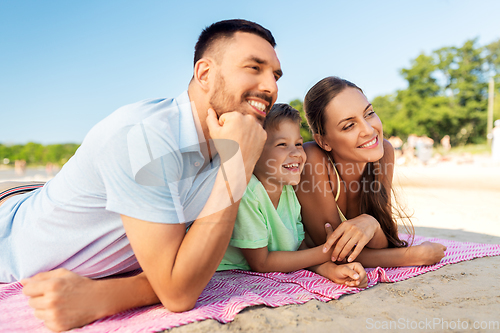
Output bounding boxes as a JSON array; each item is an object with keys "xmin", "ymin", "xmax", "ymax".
[{"xmin": 209, "ymin": 32, "xmax": 282, "ymax": 123}]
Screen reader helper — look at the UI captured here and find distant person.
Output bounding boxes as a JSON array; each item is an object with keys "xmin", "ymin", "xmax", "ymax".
[
  {"xmin": 14, "ymin": 160, "xmax": 26, "ymax": 176},
  {"xmin": 403, "ymin": 134, "xmax": 418, "ymax": 164},
  {"xmin": 45, "ymin": 162, "xmax": 54, "ymax": 178},
  {"xmin": 218, "ymin": 103, "xmax": 367, "ymax": 288},
  {"xmin": 0, "ymin": 19, "xmax": 282, "ymax": 331},
  {"xmin": 388, "ymin": 136, "xmax": 403, "ymax": 159},
  {"xmin": 414, "ymin": 135, "xmax": 434, "ymax": 164},
  {"xmin": 440, "ymin": 135, "xmax": 451, "ymax": 153},
  {"xmin": 492, "ymin": 120, "xmax": 500, "ymax": 162},
  {"xmin": 296, "ymin": 76, "xmax": 446, "ymax": 269}
]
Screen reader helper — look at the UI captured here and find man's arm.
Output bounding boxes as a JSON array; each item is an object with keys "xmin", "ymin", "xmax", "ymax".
[
  {"xmin": 22, "ymin": 110, "xmax": 266, "ymax": 331},
  {"xmin": 22, "ymin": 270, "xmax": 159, "ymax": 332},
  {"xmin": 122, "ymin": 110, "xmax": 266, "ymax": 311},
  {"xmin": 121, "ymin": 164, "xmax": 244, "ymax": 311}
]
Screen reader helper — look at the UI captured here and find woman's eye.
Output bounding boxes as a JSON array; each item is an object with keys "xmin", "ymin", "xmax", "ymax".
[
  {"xmin": 365, "ymin": 110, "xmax": 375, "ymax": 117},
  {"xmin": 343, "ymin": 123, "xmax": 354, "ymax": 131}
]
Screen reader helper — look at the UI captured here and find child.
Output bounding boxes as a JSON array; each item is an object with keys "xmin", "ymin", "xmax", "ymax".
[{"xmin": 217, "ymin": 103, "xmax": 368, "ymax": 288}]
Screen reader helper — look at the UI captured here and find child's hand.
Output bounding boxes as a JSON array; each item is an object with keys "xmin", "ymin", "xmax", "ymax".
[
  {"xmin": 332, "ymin": 262, "xmax": 368, "ymax": 288},
  {"xmin": 315, "ymin": 262, "xmax": 368, "ymax": 288}
]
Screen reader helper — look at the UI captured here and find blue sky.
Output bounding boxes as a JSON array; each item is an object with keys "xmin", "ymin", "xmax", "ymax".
[{"xmin": 1, "ymin": 0, "xmax": 499, "ymax": 144}]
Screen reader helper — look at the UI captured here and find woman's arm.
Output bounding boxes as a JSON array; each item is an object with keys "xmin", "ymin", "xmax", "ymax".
[
  {"xmin": 353, "ymin": 241, "xmax": 447, "ymax": 268},
  {"xmin": 296, "ymin": 142, "xmax": 342, "ymax": 245},
  {"xmin": 298, "ymin": 142, "xmax": 391, "ymax": 263}
]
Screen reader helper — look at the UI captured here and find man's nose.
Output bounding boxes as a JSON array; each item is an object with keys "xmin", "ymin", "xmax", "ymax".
[{"xmin": 258, "ymin": 71, "xmax": 278, "ymax": 97}]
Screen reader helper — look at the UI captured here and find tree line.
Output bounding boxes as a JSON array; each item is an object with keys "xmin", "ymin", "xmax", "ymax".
[
  {"xmin": 0, "ymin": 143, "xmax": 80, "ymax": 166},
  {"xmin": 2, "ymin": 38, "xmax": 499, "ymax": 166},
  {"xmin": 293, "ymin": 38, "xmax": 500, "ymax": 146}
]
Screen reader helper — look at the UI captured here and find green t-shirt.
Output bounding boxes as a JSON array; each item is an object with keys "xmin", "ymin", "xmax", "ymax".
[{"xmin": 217, "ymin": 174, "xmax": 305, "ymax": 271}]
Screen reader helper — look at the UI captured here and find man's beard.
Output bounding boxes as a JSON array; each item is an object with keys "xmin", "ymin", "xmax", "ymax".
[{"xmin": 209, "ymin": 73, "xmax": 272, "ymax": 123}]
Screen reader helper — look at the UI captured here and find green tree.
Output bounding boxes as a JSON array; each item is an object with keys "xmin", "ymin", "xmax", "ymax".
[
  {"xmin": 289, "ymin": 99, "xmax": 313, "ymax": 142},
  {"xmin": 434, "ymin": 39, "xmax": 488, "ymax": 144},
  {"xmin": 374, "ymin": 38, "xmax": 497, "ymax": 146}
]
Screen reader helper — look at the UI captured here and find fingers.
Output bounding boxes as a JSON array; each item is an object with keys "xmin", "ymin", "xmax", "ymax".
[
  {"xmin": 342, "ymin": 263, "xmax": 368, "ymax": 288},
  {"xmin": 330, "ymin": 229, "xmax": 353, "ymax": 261},
  {"xmin": 21, "ymin": 268, "xmax": 70, "ymax": 289},
  {"xmin": 205, "ymin": 108, "xmax": 221, "ymax": 134},
  {"xmin": 322, "ymin": 223, "xmax": 346, "ymax": 254},
  {"xmin": 28, "ymin": 294, "xmax": 51, "ymax": 310},
  {"xmin": 26, "ymin": 268, "xmax": 70, "ymax": 282},
  {"xmin": 324, "ymin": 223, "xmax": 334, "ymax": 238},
  {"xmin": 22, "ymin": 278, "xmax": 57, "ymax": 297},
  {"xmin": 341, "ymin": 264, "xmax": 360, "ymax": 281},
  {"xmin": 331, "ymin": 225, "xmax": 371, "ymax": 262},
  {"xmin": 346, "ymin": 237, "xmax": 370, "ymax": 263}
]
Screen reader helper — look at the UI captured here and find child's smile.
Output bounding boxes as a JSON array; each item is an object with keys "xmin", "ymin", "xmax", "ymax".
[{"xmin": 254, "ymin": 119, "xmax": 307, "ymax": 188}]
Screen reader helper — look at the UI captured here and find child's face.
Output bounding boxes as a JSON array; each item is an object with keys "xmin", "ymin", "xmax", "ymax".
[{"xmin": 254, "ymin": 119, "xmax": 307, "ymax": 187}]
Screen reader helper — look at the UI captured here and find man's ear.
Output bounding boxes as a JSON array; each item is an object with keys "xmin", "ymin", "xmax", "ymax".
[
  {"xmin": 314, "ymin": 133, "xmax": 332, "ymax": 152},
  {"xmin": 193, "ymin": 58, "xmax": 214, "ymax": 92}
]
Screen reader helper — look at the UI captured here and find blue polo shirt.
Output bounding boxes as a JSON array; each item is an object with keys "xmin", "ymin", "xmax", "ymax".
[{"xmin": 0, "ymin": 91, "xmax": 220, "ymax": 282}]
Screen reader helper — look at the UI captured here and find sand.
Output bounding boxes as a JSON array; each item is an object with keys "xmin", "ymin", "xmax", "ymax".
[{"xmin": 167, "ymin": 156, "xmax": 500, "ymax": 333}]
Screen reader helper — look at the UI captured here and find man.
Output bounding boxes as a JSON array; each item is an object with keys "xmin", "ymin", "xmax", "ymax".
[{"xmin": 0, "ymin": 19, "xmax": 282, "ymax": 331}]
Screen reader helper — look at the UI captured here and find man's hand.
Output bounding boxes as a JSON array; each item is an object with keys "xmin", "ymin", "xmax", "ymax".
[
  {"xmin": 21, "ymin": 268, "xmax": 104, "ymax": 332},
  {"xmin": 206, "ymin": 108, "xmax": 266, "ymax": 180}
]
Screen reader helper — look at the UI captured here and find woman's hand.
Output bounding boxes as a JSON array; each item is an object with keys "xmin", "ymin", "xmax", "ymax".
[{"xmin": 322, "ymin": 214, "xmax": 384, "ymax": 263}]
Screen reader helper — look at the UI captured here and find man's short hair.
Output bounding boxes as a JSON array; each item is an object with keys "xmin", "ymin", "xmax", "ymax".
[
  {"xmin": 264, "ymin": 103, "xmax": 302, "ymax": 132},
  {"xmin": 194, "ymin": 19, "xmax": 276, "ymax": 66}
]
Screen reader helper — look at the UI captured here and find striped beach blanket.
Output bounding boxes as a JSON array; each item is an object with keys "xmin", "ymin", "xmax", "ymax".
[{"xmin": 1, "ymin": 235, "xmax": 499, "ymax": 333}]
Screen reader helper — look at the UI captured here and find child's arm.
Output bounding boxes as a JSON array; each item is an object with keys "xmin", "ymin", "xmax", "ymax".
[
  {"xmin": 240, "ymin": 243, "xmax": 332, "ymax": 273},
  {"xmin": 240, "ymin": 242, "xmax": 367, "ymax": 288}
]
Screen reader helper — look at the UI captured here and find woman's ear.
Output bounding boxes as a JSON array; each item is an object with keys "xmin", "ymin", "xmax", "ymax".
[
  {"xmin": 314, "ymin": 133, "xmax": 332, "ymax": 152},
  {"xmin": 193, "ymin": 58, "xmax": 213, "ymax": 92}
]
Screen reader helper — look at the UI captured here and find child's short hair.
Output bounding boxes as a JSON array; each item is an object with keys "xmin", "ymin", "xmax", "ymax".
[{"xmin": 264, "ymin": 103, "xmax": 302, "ymax": 132}]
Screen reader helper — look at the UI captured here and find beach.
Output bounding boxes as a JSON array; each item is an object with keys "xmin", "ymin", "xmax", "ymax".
[
  {"xmin": 1, "ymin": 157, "xmax": 499, "ymax": 332},
  {"xmin": 167, "ymin": 156, "xmax": 500, "ymax": 333}
]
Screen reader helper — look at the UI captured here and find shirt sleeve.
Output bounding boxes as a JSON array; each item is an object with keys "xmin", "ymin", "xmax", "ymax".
[
  {"xmin": 229, "ymin": 189, "xmax": 269, "ymax": 249},
  {"xmin": 296, "ymin": 213, "xmax": 305, "ymax": 246},
  {"xmin": 96, "ymin": 121, "xmax": 187, "ymax": 224}
]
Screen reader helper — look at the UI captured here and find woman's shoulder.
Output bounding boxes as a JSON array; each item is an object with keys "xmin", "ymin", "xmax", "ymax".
[
  {"xmin": 381, "ymin": 138, "xmax": 395, "ymax": 165},
  {"xmin": 304, "ymin": 141, "xmax": 328, "ymax": 163}
]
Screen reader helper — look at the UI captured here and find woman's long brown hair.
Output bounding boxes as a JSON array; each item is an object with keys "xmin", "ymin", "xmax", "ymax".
[{"xmin": 304, "ymin": 76, "xmax": 411, "ymax": 248}]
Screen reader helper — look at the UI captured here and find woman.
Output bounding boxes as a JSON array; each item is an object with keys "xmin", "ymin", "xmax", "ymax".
[{"xmin": 296, "ymin": 76, "xmax": 446, "ymax": 267}]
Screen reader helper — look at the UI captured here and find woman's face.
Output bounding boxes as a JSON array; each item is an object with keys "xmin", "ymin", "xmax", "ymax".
[{"xmin": 319, "ymin": 87, "xmax": 384, "ymax": 164}]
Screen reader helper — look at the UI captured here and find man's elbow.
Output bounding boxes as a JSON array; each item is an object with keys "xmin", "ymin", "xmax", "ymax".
[{"xmin": 159, "ymin": 294, "xmax": 197, "ymax": 313}]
